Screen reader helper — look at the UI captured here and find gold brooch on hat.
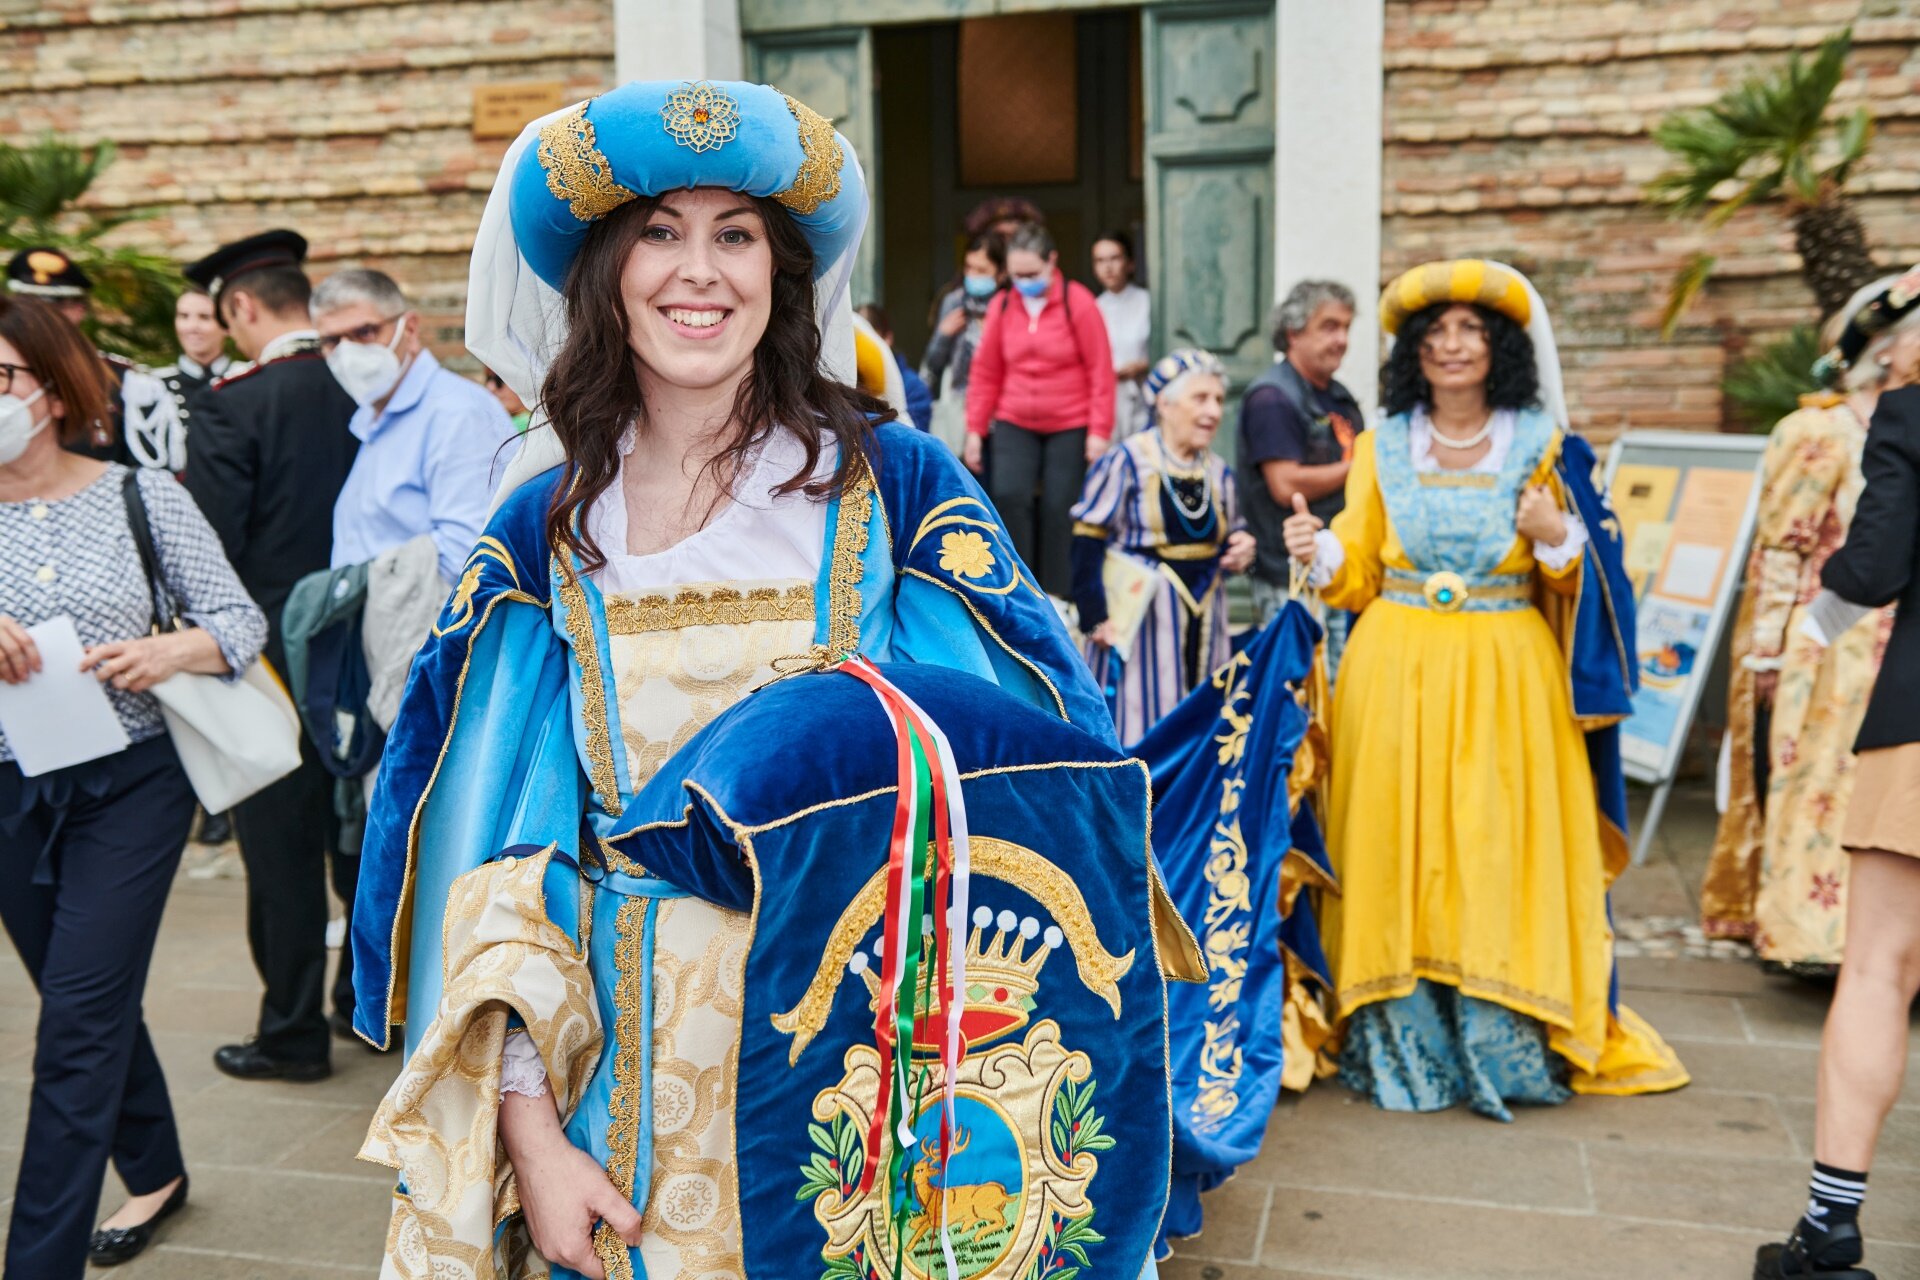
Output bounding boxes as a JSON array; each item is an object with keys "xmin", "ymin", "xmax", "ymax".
[{"xmin": 662, "ymin": 81, "xmax": 741, "ymax": 154}]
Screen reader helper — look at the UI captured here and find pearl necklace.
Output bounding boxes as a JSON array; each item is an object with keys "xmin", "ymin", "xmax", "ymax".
[{"xmin": 1429, "ymin": 416, "xmax": 1495, "ymax": 451}]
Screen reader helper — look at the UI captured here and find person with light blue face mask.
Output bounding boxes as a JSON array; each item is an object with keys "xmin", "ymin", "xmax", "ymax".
[
  {"xmin": 922, "ymin": 230, "xmax": 1009, "ymax": 455},
  {"xmin": 962, "ymin": 221, "xmax": 1118, "ymax": 600}
]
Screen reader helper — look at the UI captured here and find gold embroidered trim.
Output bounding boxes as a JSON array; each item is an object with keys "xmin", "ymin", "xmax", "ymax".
[
  {"xmin": 1338, "ymin": 959, "xmax": 1579, "ymax": 1031},
  {"xmin": 593, "ymin": 1222, "xmax": 634, "ymax": 1280},
  {"xmin": 602, "ymin": 587, "xmax": 814, "ymax": 637},
  {"xmin": 557, "ymin": 560, "xmax": 622, "ymax": 816},
  {"xmin": 773, "ymin": 93, "xmax": 842, "ymax": 217},
  {"xmin": 606, "ymin": 896, "xmax": 647, "ymax": 1212},
  {"xmin": 826, "ymin": 456, "xmax": 872, "ymax": 656},
  {"xmin": 604, "ymin": 583, "xmax": 815, "ymax": 635},
  {"xmin": 538, "ymin": 104, "xmax": 638, "ymax": 223}
]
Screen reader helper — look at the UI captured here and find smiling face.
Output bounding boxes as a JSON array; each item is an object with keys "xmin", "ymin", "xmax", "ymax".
[
  {"xmin": 1159, "ymin": 372, "xmax": 1226, "ymax": 457},
  {"xmin": 174, "ymin": 291, "xmax": 225, "ymax": 365},
  {"xmin": 1417, "ymin": 303, "xmax": 1493, "ymax": 397},
  {"xmin": 620, "ymin": 187, "xmax": 775, "ymax": 397}
]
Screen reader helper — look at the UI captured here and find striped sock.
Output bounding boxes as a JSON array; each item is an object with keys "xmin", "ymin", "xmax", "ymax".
[{"xmin": 1802, "ymin": 1161, "xmax": 1868, "ymax": 1239}]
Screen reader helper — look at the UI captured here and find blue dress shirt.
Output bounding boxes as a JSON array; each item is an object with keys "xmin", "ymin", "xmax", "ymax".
[{"xmin": 330, "ymin": 350, "xmax": 517, "ymax": 583}]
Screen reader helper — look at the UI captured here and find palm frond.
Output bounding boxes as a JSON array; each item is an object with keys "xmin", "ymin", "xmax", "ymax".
[
  {"xmin": 0, "ymin": 136, "xmax": 116, "ymax": 233},
  {"xmin": 1724, "ymin": 325, "xmax": 1825, "ymax": 431},
  {"xmin": 1660, "ymin": 253, "xmax": 1719, "ymax": 340},
  {"xmin": 1831, "ymin": 107, "xmax": 1874, "ymax": 186},
  {"xmin": 1645, "ymin": 27, "xmax": 1856, "ymax": 216}
]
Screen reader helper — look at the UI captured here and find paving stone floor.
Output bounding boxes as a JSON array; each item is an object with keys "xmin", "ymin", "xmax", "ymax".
[{"xmin": 0, "ymin": 781, "xmax": 1914, "ymax": 1278}]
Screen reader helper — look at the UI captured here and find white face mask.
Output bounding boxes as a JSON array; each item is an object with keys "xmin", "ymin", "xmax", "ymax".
[
  {"xmin": 0, "ymin": 388, "xmax": 49, "ymax": 467},
  {"xmin": 325, "ymin": 316, "xmax": 409, "ymax": 408}
]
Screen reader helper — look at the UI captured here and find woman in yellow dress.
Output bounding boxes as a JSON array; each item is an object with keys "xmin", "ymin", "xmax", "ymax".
[
  {"xmin": 1282, "ymin": 260, "xmax": 1687, "ymax": 1119},
  {"xmin": 1701, "ymin": 276, "xmax": 1910, "ymax": 974}
]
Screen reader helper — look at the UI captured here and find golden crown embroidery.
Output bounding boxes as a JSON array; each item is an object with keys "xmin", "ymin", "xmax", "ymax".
[
  {"xmin": 538, "ymin": 104, "xmax": 637, "ymax": 223},
  {"xmin": 774, "ymin": 94, "xmax": 843, "ymax": 216},
  {"xmin": 661, "ymin": 81, "xmax": 741, "ymax": 154}
]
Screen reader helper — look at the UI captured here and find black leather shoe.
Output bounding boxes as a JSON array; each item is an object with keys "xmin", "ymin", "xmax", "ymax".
[
  {"xmin": 193, "ymin": 810, "xmax": 232, "ymax": 845},
  {"xmin": 88, "ymin": 1176, "xmax": 188, "ymax": 1267},
  {"xmin": 1755, "ymin": 1222, "xmax": 1875, "ymax": 1279},
  {"xmin": 213, "ymin": 1039, "xmax": 331, "ymax": 1082}
]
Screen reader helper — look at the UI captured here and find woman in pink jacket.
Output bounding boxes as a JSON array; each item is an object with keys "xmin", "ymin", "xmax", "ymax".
[{"xmin": 963, "ymin": 222, "xmax": 1117, "ymax": 597}]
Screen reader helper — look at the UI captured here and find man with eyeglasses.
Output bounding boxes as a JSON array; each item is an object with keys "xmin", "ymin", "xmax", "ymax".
[{"xmin": 181, "ymin": 229, "xmax": 360, "ymax": 1084}]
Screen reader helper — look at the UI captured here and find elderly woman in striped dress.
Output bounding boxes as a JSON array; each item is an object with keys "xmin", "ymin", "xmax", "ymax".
[{"xmin": 1070, "ymin": 349, "xmax": 1255, "ymax": 744}]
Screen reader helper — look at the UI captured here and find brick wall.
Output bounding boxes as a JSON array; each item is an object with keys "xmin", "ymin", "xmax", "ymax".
[
  {"xmin": 1, "ymin": 0, "xmax": 616, "ymax": 364},
  {"xmin": 1383, "ymin": 0, "xmax": 1920, "ymax": 441}
]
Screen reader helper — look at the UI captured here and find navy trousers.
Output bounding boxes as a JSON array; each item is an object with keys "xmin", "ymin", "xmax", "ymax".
[{"xmin": 0, "ymin": 736, "xmax": 196, "ymax": 1280}]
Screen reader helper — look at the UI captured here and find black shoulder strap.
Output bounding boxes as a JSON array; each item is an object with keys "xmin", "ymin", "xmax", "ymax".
[{"xmin": 120, "ymin": 470, "xmax": 180, "ymax": 632}]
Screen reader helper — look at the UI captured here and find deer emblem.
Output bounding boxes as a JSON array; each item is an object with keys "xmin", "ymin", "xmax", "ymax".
[{"xmin": 903, "ymin": 1127, "xmax": 1017, "ymax": 1257}]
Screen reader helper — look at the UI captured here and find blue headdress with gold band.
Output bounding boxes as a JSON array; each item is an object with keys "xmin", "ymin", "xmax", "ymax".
[
  {"xmin": 509, "ymin": 80, "xmax": 866, "ymax": 289},
  {"xmin": 1143, "ymin": 348, "xmax": 1225, "ymax": 428}
]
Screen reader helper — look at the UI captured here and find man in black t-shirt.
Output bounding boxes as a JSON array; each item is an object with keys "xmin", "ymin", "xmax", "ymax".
[{"xmin": 1235, "ymin": 280, "xmax": 1363, "ymax": 662}]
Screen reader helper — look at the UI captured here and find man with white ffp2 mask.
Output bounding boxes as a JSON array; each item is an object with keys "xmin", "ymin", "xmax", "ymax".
[{"xmin": 311, "ymin": 269, "xmax": 517, "ymax": 585}]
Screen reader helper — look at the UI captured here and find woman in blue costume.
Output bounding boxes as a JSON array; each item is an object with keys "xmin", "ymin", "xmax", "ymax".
[
  {"xmin": 347, "ymin": 82, "xmax": 1162, "ymax": 1279},
  {"xmin": 1282, "ymin": 261, "xmax": 1688, "ymax": 1119}
]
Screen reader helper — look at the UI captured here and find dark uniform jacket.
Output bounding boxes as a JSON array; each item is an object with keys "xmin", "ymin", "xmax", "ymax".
[
  {"xmin": 1823, "ymin": 384, "xmax": 1920, "ymax": 752},
  {"xmin": 183, "ymin": 338, "xmax": 357, "ymax": 666}
]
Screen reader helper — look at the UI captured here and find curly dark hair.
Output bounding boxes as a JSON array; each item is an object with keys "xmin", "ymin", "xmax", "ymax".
[
  {"xmin": 539, "ymin": 193, "xmax": 894, "ymax": 573},
  {"xmin": 1380, "ymin": 303, "xmax": 1541, "ymax": 418}
]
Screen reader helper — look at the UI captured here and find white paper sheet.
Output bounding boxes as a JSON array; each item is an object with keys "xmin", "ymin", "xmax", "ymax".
[{"xmin": 0, "ymin": 615, "xmax": 131, "ymax": 776}]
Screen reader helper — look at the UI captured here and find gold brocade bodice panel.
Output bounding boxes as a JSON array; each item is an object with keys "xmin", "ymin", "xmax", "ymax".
[{"xmin": 605, "ymin": 578, "xmax": 816, "ymax": 794}]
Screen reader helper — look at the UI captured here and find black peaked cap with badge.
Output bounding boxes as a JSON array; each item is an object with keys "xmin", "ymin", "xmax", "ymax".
[
  {"xmin": 182, "ymin": 229, "xmax": 308, "ymax": 322},
  {"xmin": 6, "ymin": 246, "xmax": 93, "ymax": 299},
  {"xmin": 181, "ymin": 229, "xmax": 357, "ymax": 647}
]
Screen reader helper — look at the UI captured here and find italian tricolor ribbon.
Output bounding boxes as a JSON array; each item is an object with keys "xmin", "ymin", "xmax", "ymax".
[{"xmin": 831, "ymin": 656, "xmax": 972, "ymax": 1277}]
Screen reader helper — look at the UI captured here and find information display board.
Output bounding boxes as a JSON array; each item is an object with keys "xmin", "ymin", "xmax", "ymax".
[{"xmin": 1601, "ymin": 431, "xmax": 1767, "ymax": 860}]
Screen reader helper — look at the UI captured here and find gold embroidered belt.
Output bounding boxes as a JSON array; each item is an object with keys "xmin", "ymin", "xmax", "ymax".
[{"xmin": 1381, "ymin": 568, "xmax": 1531, "ymax": 614}]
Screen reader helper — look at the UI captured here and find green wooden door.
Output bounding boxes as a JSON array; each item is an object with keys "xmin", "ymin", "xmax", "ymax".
[
  {"xmin": 747, "ymin": 28, "xmax": 880, "ymax": 308},
  {"xmin": 1143, "ymin": 1, "xmax": 1276, "ymax": 462}
]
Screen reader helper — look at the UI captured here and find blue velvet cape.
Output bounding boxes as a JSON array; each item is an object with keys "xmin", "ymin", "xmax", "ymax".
[
  {"xmin": 1133, "ymin": 603, "xmax": 1334, "ymax": 1253},
  {"xmin": 604, "ymin": 661, "xmax": 1190, "ymax": 1278}
]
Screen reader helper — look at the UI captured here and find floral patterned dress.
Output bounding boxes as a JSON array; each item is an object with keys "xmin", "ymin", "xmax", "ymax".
[{"xmin": 1701, "ymin": 399, "xmax": 1896, "ymax": 966}]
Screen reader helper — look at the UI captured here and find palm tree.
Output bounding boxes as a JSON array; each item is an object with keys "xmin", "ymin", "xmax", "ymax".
[
  {"xmin": 0, "ymin": 135, "xmax": 183, "ymax": 364},
  {"xmin": 1648, "ymin": 27, "xmax": 1879, "ymax": 338}
]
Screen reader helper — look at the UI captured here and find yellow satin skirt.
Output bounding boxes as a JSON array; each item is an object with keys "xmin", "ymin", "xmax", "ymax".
[{"xmin": 1322, "ymin": 598, "xmax": 1687, "ymax": 1096}]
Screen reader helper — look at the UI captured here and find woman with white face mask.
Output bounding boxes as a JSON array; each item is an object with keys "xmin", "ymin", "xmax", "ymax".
[{"xmin": 0, "ymin": 296, "xmax": 265, "ymax": 1277}]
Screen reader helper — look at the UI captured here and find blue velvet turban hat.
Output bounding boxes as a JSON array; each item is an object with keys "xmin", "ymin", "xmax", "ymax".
[{"xmin": 508, "ymin": 80, "xmax": 866, "ymax": 290}]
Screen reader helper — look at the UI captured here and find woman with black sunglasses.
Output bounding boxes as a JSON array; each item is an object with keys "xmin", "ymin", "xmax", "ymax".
[{"xmin": 0, "ymin": 296, "xmax": 264, "ymax": 1276}]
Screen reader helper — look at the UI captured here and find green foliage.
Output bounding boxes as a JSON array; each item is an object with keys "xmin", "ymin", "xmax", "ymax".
[
  {"xmin": 1647, "ymin": 28, "xmax": 1866, "ymax": 218},
  {"xmin": 798, "ymin": 1110, "xmax": 865, "ymax": 1203},
  {"xmin": 1049, "ymin": 1076, "xmax": 1115, "ymax": 1162},
  {"xmin": 1723, "ymin": 325, "xmax": 1825, "ymax": 432},
  {"xmin": 1646, "ymin": 27, "xmax": 1876, "ymax": 328},
  {"xmin": 0, "ymin": 134, "xmax": 184, "ymax": 365}
]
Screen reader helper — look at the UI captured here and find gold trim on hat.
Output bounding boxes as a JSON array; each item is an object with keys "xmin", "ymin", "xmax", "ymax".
[
  {"xmin": 538, "ymin": 103, "xmax": 638, "ymax": 223},
  {"xmin": 773, "ymin": 94, "xmax": 842, "ymax": 217}
]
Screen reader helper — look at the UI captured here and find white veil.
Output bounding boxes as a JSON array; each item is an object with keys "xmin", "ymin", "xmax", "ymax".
[{"xmin": 468, "ymin": 103, "xmax": 868, "ymax": 509}]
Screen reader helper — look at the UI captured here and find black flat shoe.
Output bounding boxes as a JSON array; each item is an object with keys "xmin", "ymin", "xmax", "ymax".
[
  {"xmin": 88, "ymin": 1176, "xmax": 187, "ymax": 1267},
  {"xmin": 1755, "ymin": 1222, "xmax": 1875, "ymax": 1279},
  {"xmin": 213, "ymin": 1039, "xmax": 331, "ymax": 1082}
]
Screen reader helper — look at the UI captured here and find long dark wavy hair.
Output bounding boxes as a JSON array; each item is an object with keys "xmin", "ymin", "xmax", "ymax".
[
  {"xmin": 1380, "ymin": 303, "xmax": 1541, "ymax": 419},
  {"xmin": 539, "ymin": 193, "xmax": 894, "ymax": 572}
]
